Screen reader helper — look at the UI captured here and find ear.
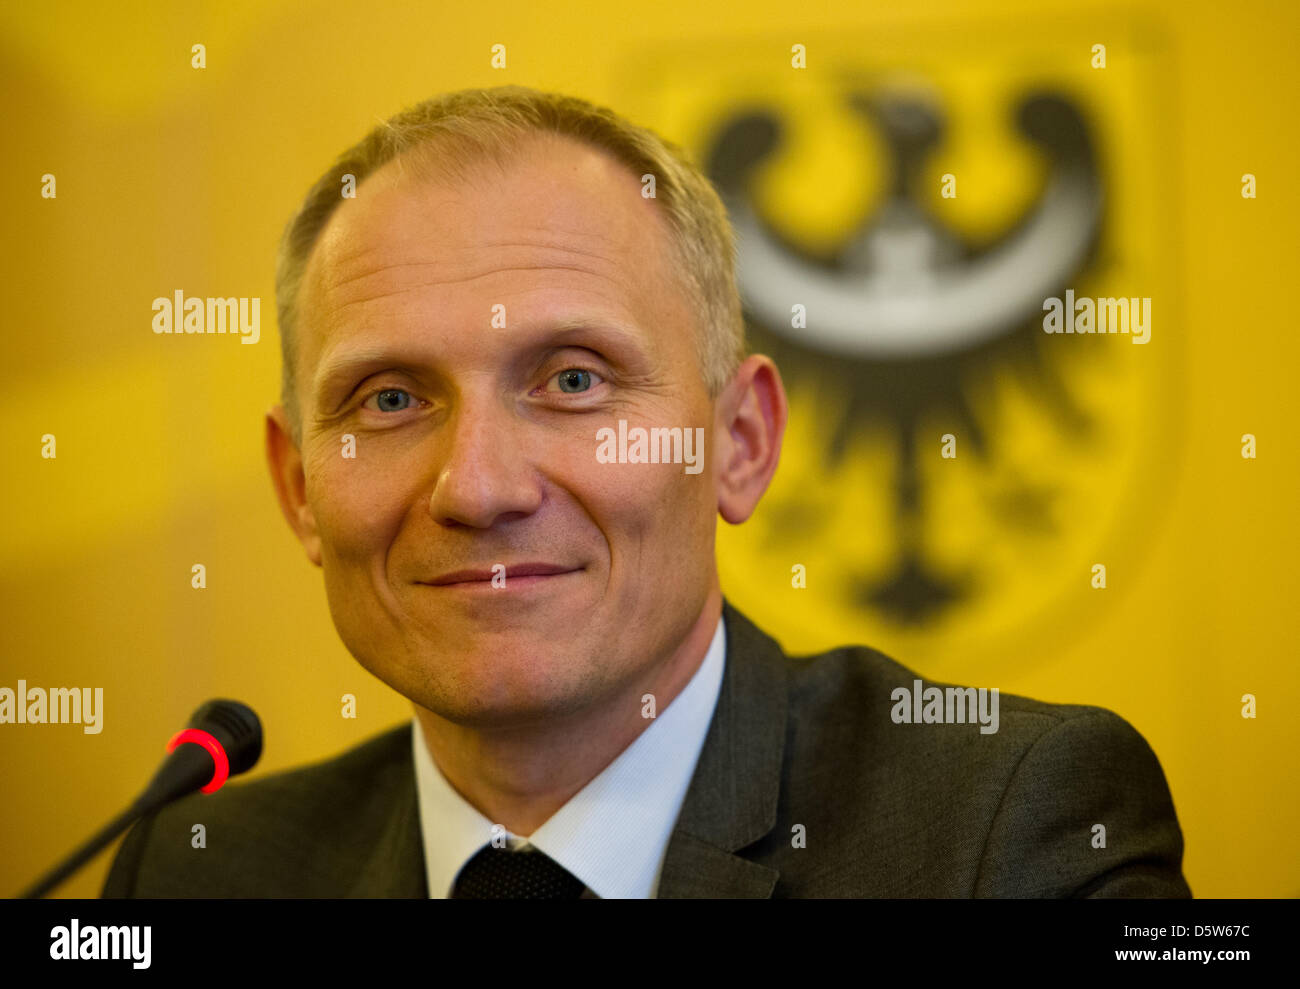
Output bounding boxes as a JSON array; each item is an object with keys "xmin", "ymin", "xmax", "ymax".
[
  {"xmin": 265, "ymin": 405, "xmax": 322, "ymax": 566},
  {"xmin": 714, "ymin": 354, "xmax": 788, "ymax": 525}
]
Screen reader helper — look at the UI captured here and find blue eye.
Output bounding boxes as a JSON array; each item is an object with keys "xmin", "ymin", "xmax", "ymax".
[
  {"xmin": 368, "ymin": 388, "xmax": 413, "ymax": 412},
  {"xmin": 554, "ymin": 368, "xmax": 598, "ymax": 393}
]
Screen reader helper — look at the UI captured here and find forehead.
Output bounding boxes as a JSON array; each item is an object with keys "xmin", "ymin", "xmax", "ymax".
[{"xmin": 296, "ymin": 133, "xmax": 690, "ymax": 361}]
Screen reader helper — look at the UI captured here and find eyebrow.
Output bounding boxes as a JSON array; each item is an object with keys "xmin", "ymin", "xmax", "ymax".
[{"xmin": 312, "ymin": 316, "xmax": 648, "ymax": 410}]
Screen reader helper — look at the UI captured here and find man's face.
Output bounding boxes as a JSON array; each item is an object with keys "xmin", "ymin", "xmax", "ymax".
[{"xmin": 286, "ymin": 135, "xmax": 721, "ymax": 729}]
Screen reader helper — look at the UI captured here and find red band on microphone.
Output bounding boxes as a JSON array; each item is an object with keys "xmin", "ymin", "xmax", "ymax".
[{"xmin": 166, "ymin": 728, "xmax": 230, "ymax": 793}]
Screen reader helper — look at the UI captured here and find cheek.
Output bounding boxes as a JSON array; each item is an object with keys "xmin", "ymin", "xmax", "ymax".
[
  {"xmin": 583, "ymin": 459, "xmax": 714, "ymax": 563},
  {"xmin": 569, "ymin": 413, "xmax": 718, "ymax": 548},
  {"xmin": 305, "ymin": 440, "xmax": 412, "ymax": 566}
]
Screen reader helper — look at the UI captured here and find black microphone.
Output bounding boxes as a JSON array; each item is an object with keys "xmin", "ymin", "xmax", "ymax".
[{"xmin": 19, "ymin": 699, "xmax": 262, "ymax": 899}]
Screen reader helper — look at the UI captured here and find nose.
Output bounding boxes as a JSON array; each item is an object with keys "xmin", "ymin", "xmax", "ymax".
[{"xmin": 427, "ymin": 396, "xmax": 544, "ymax": 528}]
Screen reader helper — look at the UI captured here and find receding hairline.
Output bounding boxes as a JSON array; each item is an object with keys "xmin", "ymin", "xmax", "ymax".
[{"xmin": 300, "ymin": 128, "xmax": 687, "ymax": 297}]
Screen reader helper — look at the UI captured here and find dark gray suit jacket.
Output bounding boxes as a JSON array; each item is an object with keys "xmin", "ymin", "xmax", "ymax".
[{"xmin": 102, "ymin": 600, "xmax": 1191, "ymax": 897}]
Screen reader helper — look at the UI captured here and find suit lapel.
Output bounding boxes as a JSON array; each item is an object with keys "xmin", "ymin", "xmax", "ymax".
[
  {"xmin": 656, "ymin": 600, "xmax": 788, "ymax": 898},
  {"xmin": 344, "ymin": 725, "xmax": 428, "ymax": 898}
]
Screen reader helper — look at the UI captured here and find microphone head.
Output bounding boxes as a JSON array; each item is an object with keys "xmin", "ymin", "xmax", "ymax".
[{"xmin": 187, "ymin": 700, "xmax": 262, "ymax": 776}]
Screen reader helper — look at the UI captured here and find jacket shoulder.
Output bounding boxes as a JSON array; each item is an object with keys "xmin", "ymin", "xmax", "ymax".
[
  {"xmin": 766, "ymin": 639, "xmax": 1188, "ymax": 897},
  {"xmin": 102, "ymin": 723, "xmax": 414, "ymax": 898}
]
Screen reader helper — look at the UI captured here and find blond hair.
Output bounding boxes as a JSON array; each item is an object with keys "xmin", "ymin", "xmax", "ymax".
[{"xmin": 274, "ymin": 85, "xmax": 745, "ymax": 442}]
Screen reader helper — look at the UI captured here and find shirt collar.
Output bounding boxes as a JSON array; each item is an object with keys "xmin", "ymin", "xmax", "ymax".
[{"xmin": 411, "ymin": 612, "xmax": 727, "ymax": 898}]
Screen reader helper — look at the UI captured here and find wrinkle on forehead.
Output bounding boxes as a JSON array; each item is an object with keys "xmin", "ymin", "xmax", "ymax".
[
  {"xmin": 322, "ymin": 238, "xmax": 629, "ymax": 305},
  {"xmin": 324, "ymin": 237, "xmax": 622, "ymax": 294},
  {"xmin": 322, "ymin": 269, "xmax": 634, "ymax": 330}
]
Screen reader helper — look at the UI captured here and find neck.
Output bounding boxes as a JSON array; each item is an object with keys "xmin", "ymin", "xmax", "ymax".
[{"xmin": 413, "ymin": 587, "xmax": 723, "ymax": 836}]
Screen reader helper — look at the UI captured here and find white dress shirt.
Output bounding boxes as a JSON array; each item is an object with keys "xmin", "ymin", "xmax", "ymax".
[{"xmin": 411, "ymin": 613, "xmax": 727, "ymax": 898}]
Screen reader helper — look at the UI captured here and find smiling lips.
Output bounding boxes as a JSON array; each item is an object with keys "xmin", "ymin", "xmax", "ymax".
[{"xmin": 420, "ymin": 563, "xmax": 582, "ymax": 587}]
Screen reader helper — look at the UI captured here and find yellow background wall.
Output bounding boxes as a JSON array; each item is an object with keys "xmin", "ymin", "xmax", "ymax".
[{"xmin": 2, "ymin": 0, "xmax": 1296, "ymax": 898}]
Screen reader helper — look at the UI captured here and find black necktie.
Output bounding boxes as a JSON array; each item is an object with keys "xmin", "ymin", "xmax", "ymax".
[{"xmin": 451, "ymin": 843, "xmax": 586, "ymax": 898}]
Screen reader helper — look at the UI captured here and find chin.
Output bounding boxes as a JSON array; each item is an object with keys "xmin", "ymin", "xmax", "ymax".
[{"xmin": 402, "ymin": 644, "xmax": 610, "ymax": 724}]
